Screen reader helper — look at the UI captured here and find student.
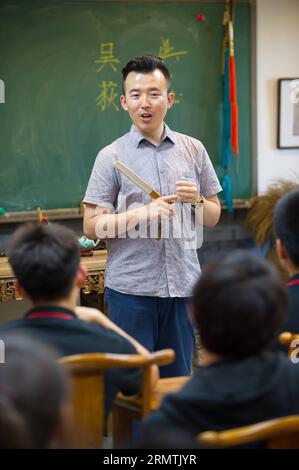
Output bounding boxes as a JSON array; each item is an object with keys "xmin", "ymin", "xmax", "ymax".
[
  {"xmin": 141, "ymin": 251, "xmax": 299, "ymax": 445},
  {"xmin": 0, "ymin": 222, "xmax": 158, "ymax": 415},
  {"xmin": 0, "ymin": 332, "xmax": 69, "ymax": 449},
  {"xmin": 83, "ymin": 55, "xmax": 222, "ymax": 377},
  {"xmin": 274, "ymin": 187, "xmax": 299, "ymax": 336}
]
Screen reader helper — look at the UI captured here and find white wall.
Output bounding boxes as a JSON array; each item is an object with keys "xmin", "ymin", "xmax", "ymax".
[{"xmin": 256, "ymin": 0, "xmax": 299, "ymax": 194}]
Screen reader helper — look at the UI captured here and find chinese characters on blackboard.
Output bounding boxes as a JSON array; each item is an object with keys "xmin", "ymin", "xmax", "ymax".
[{"xmin": 94, "ymin": 39, "xmax": 188, "ymax": 111}]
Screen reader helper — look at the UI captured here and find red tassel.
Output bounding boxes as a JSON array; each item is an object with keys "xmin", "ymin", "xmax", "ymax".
[
  {"xmin": 229, "ymin": 55, "xmax": 239, "ymax": 155},
  {"xmin": 231, "ymin": 102, "xmax": 239, "ymax": 156},
  {"xmin": 229, "ymin": 56, "xmax": 236, "ymax": 102}
]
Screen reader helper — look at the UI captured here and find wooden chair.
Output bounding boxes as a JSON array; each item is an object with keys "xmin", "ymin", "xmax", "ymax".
[
  {"xmin": 112, "ymin": 375, "xmax": 190, "ymax": 448},
  {"xmin": 59, "ymin": 349, "xmax": 174, "ymax": 448},
  {"xmin": 279, "ymin": 331, "xmax": 299, "ymax": 358},
  {"xmin": 197, "ymin": 415, "xmax": 299, "ymax": 448}
]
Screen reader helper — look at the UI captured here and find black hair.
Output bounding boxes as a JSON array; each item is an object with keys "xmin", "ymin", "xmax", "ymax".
[
  {"xmin": 7, "ymin": 222, "xmax": 80, "ymax": 303},
  {"xmin": 273, "ymin": 187, "xmax": 299, "ymax": 267},
  {"xmin": 192, "ymin": 250, "xmax": 287, "ymax": 359},
  {"xmin": 122, "ymin": 55, "xmax": 171, "ymax": 93},
  {"xmin": 0, "ymin": 333, "xmax": 68, "ymax": 448}
]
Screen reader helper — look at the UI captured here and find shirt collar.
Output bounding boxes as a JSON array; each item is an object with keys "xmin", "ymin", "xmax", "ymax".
[
  {"xmin": 288, "ymin": 273, "xmax": 299, "ymax": 285},
  {"xmin": 129, "ymin": 123, "xmax": 175, "ymax": 148},
  {"xmin": 25, "ymin": 305, "xmax": 76, "ymax": 320}
]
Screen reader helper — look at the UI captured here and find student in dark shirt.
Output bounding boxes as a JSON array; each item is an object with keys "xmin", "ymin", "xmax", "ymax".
[
  {"xmin": 141, "ymin": 251, "xmax": 299, "ymax": 447},
  {"xmin": 274, "ymin": 188, "xmax": 299, "ymax": 339},
  {"xmin": 0, "ymin": 332, "xmax": 69, "ymax": 449},
  {"xmin": 0, "ymin": 222, "xmax": 158, "ymax": 415}
]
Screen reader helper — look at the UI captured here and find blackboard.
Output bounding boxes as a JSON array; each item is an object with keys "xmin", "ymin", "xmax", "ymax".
[{"xmin": 0, "ymin": 0, "xmax": 251, "ymax": 212}]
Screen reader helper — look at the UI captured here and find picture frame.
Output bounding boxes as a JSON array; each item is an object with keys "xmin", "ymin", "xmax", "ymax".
[{"xmin": 277, "ymin": 78, "xmax": 299, "ymax": 149}]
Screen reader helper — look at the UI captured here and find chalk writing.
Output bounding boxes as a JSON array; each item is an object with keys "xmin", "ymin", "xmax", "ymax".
[{"xmin": 96, "ymin": 80, "xmax": 120, "ymax": 111}]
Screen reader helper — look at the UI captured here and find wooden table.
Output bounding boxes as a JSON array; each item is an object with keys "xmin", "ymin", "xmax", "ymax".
[
  {"xmin": 113, "ymin": 376, "xmax": 190, "ymax": 448},
  {"xmin": 0, "ymin": 250, "xmax": 107, "ymax": 302}
]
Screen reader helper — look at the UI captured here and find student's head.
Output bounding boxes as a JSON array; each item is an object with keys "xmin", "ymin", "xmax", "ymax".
[
  {"xmin": 7, "ymin": 222, "xmax": 84, "ymax": 304},
  {"xmin": 121, "ymin": 55, "xmax": 174, "ymax": 138},
  {"xmin": 0, "ymin": 333, "xmax": 69, "ymax": 448},
  {"xmin": 273, "ymin": 188, "xmax": 299, "ymax": 272},
  {"xmin": 192, "ymin": 251, "xmax": 287, "ymax": 359}
]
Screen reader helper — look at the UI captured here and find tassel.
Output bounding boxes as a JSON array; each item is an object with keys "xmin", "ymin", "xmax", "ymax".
[
  {"xmin": 231, "ymin": 101, "xmax": 239, "ymax": 156},
  {"xmin": 222, "ymin": 174, "xmax": 233, "ymax": 213}
]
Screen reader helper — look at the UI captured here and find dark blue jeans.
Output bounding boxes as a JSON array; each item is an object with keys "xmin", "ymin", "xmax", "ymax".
[{"xmin": 104, "ymin": 287, "xmax": 195, "ymax": 377}]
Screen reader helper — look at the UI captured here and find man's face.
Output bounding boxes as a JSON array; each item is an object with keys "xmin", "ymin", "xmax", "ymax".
[{"xmin": 120, "ymin": 69, "xmax": 174, "ymax": 137}]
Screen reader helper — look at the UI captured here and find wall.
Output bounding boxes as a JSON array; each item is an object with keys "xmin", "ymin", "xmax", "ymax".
[{"xmin": 256, "ymin": 0, "xmax": 299, "ymax": 194}]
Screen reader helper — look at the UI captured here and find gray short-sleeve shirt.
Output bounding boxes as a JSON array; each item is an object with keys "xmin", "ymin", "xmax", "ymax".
[{"xmin": 84, "ymin": 124, "xmax": 222, "ymax": 297}]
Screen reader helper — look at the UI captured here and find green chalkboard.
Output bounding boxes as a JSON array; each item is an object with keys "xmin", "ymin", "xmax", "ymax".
[{"xmin": 0, "ymin": 0, "xmax": 251, "ymax": 212}]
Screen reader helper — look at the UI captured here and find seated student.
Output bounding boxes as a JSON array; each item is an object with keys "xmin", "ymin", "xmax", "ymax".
[
  {"xmin": 0, "ymin": 332, "xmax": 69, "ymax": 449},
  {"xmin": 274, "ymin": 188, "xmax": 299, "ymax": 337},
  {"xmin": 0, "ymin": 223, "xmax": 158, "ymax": 415},
  {"xmin": 141, "ymin": 251, "xmax": 299, "ymax": 446}
]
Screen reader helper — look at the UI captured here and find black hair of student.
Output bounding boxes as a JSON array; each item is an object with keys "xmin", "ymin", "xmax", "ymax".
[
  {"xmin": 273, "ymin": 187, "xmax": 299, "ymax": 267},
  {"xmin": 122, "ymin": 55, "xmax": 172, "ymax": 93},
  {"xmin": 0, "ymin": 333, "xmax": 68, "ymax": 448},
  {"xmin": 192, "ymin": 250, "xmax": 287, "ymax": 359},
  {"xmin": 7, "ymin": 222, "xmax": 80, "ymax": 302}
]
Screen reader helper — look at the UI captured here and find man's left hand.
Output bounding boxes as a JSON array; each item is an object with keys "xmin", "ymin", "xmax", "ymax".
[{"xmin": 176, "ymin": 180, "xmax": 199, "ymax": 204}]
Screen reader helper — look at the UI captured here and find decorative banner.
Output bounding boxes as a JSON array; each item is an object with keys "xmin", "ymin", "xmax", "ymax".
[
  {"xmin": 220, "ymin": 0, "xmax": 239, "ymax": 213},
  {"xmin": 229, "ymin": 20, "xmax": 239, "ymax": 156}
]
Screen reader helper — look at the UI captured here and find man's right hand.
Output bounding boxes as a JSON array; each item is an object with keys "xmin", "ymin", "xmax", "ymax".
[
  {"xmin": 142, "ymin": 194, "xmax": 178, "ymax": 222},
  {"xmin": 84, "ymin": 195, "xmax": 178, "ymax": 240}
]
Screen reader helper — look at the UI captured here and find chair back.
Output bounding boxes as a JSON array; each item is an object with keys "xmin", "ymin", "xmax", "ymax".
[
  {"xmin": 197, "ymin": 415, "xmax": 299, "ymax": 448},
  {"xmin": 279, "ymin": 331, "xmax": 299, "ymax": 359},
  {"xmin": 59, "ymin": 349, "xmax": 174, "ymax": 448}
]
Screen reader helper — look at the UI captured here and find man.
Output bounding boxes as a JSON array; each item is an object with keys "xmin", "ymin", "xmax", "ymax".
[
  {"xmin": 84, "ymin": 55, "xmax": 222, "ymax": 377},
  {"xmin": 0, "ymin": 222, "xmax": 158, "ymax": 415},
  {"xmin": 141, "ymin": 251, "xmax": 299, "ymax": 447},
  {"xmin": 274, "ymin": 187, "xmax": 299, "ymax": 336}
]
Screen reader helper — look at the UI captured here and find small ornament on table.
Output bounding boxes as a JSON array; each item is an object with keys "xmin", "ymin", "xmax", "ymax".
[{"xmin": 78, "ymin": 236, "xmax": 100, "ymax": 256}]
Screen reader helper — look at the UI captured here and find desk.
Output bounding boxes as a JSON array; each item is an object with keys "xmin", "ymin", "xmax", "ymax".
[
  {"xmin": 113, "ymin": 376, "xmax": 190, "ymax": 448},
  {"xmin": 0, "ymin": 250, "xmax": 107, "ymax": 302}
]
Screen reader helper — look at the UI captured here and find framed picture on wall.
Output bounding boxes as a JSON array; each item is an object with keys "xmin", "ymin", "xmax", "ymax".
[{"xmin": 278, "ymin": 78, "xmax": 299, "ymax": 148}]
